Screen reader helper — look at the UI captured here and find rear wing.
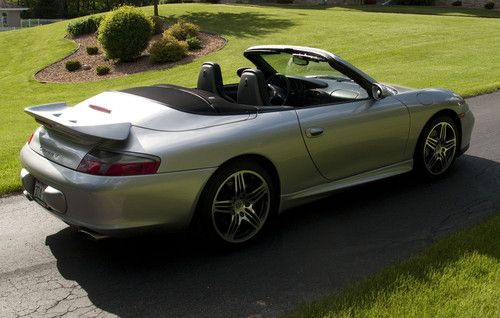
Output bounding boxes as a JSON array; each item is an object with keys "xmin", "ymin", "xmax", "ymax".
[{"xmin": 25, "ymin": 103, "xmax": 131, "ymax": 141}]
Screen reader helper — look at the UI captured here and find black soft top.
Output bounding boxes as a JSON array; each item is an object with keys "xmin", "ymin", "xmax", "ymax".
[{"xmin": 121, "ymin": 85, "xmax": 290, "ymax": 115}]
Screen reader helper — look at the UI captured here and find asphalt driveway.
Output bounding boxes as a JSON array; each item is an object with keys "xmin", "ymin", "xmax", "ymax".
[{"xmin": 1, "ymin": 92, "xmax": 499, "ymax": 318}]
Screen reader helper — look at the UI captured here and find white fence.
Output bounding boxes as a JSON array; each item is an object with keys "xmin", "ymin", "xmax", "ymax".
[{"xmin": 0, "ymin": 18, "xmax": 63, "ymax": 32}]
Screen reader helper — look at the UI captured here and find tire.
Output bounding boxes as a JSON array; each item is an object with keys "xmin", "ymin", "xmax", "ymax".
[
  {"xmin": 194, "ymin": 160, "xmax": 277, "ymax": 247},
  {"xmin": 414, "ymin": 116, "xmax": 459, "ymax": 178}
]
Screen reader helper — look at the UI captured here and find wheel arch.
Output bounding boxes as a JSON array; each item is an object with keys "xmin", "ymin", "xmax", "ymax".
[
  {"xmin": 413, "ymin": 108, "xmax": 462, "ymax": 159},
  {"xmin": 189, "ymin": 153, "xmax": 281, "ymax": 227},
  {"xmin": 216, "ymin": 153, "xmax": 281, "ymax": 197}
]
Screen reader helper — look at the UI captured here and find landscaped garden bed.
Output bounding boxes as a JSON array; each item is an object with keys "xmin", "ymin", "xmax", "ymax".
[{"xmin": 35, "ymin": 31, "xmax": 225, "ymax": 83}]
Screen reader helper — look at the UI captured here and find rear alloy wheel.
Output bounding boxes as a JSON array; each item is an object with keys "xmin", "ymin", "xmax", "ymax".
[
  {"xmin": 416, "ymin": 116, "xmax": 458, "ymax": 177},
  {"xmin": 197, "ymin": 162, "xmax": 275, "ymax": 246}
]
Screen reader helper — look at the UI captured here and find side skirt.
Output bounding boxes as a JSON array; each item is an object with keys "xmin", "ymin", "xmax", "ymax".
[{"xmin": 279, "ymin": 159, "xmax": 414, "ymax": 212}]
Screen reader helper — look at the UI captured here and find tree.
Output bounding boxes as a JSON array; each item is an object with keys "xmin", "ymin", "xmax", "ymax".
[{"xmin": 153, "ymin": 0, "xmax": 158, "ymax": 16}]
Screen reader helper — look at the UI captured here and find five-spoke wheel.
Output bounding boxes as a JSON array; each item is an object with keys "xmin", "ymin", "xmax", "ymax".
[
  {"xmin": 416, "ymin": 116, "xmax": 459, "ymax": 177},
  {"xmin": 196, "ymin": 161, "xmax": 275, "ymax": 246}
]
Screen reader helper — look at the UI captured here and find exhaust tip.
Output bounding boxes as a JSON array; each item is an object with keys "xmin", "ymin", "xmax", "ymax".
[
  {"xmin": 23, "ymin": 190, "xmax": 34, "ymax": 201},
  {"xmin": 78, "ymin": 228, "xmax": 109, "ymax": 241}
]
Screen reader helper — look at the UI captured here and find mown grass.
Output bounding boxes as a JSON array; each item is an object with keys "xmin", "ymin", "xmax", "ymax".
[
  {"xmin": 0, "ymin": 4, "xmax": 499, "ymax": 194},
  {"xmin": 289, "ymin": 213, "xmax": 500, "ymax": 318}
]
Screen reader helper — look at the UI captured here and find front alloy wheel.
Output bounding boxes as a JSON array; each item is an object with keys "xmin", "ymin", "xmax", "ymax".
[{"xmin": 417, "ymin": 116, "xmax": 458, "ymax": 177}]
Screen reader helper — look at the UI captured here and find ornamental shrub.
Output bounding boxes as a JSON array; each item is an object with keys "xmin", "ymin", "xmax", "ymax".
[
  {"xmin": 164, "ymin": 20, "xmax": 200, "ymax": 41},
  {"xmin": 484, "ymin": 1, "xmax": 494, "ymax": 9},
  {"xmin": 96, "ymin": 65, "xmax": 110, "ymax": 76},
  {"xmin": 97, "ymin": 6, "xmax": 153, "ymax": 62},
  {"xmin": 186, "ymin": 36, "xmax": 202, "ymax": 50},
  {"xmin": 86, "ymin": 46, "xmax": 99, "ymax": 55},
  {"xmin": 451, "ymin": 0, "xmax": 462, "ymax": 5},
  {"xmin": 149, "ymin": 35, "xmax": 188, "ymax": 63},
  {"xmin": 151, "ymin": 16, "xmax": 166, "ymax": 35},
  {"xmin": 67, "ymin": 16, "xmax": 102, "ymax": 37},
  {"xmin": 65, "ymin": 60, "xmax": 81, "ymax": 71}
]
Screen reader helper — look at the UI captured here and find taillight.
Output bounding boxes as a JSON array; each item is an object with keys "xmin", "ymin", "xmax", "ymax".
[
  {"xmin": 28, "ymin": 133, "xmax": 34, "ymax": 145},
  {"xmin": 77, "ymin": 149, "xmax": 160, "ymax": 176}
]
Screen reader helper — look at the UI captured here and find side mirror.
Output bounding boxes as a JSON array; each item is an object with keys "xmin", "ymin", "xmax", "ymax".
[{"xmin": 371, "ymin": 83, "xmax": 392, "ymax": 100}]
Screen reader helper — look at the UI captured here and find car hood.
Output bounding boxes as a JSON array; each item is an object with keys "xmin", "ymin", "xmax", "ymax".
[{"xmin": 382, "ymin": 83, "xmax": 412, "ymax": 94}]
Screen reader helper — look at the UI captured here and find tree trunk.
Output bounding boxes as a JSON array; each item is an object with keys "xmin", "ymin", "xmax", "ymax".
[{"xmin": 153, "ymin": 0, "xmax": 159, "ymax": 16}]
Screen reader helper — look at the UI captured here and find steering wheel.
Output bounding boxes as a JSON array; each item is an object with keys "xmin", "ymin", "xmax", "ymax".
[{"xmin": 267, "ymin": 74, "xmax": 290, "ymax": 106}]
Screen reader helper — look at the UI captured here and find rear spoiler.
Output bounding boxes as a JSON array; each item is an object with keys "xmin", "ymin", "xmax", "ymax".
[{"xmin": 24, "ymin": 103, "xmax": 131, "ymax": 141}]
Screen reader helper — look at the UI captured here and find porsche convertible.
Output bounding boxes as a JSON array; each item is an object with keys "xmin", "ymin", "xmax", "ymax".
[{"xmin": 20, "ymin": 45, "xmax": 474, "ymax": 245}]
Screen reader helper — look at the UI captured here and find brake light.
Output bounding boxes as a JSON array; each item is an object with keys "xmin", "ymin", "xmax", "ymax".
[
  {"xmin": 77, "ymin": 149, "xmax": 160, "ymax": 176},
  {"xmin": 27, "ymin": 133, "xmax": 34, "ymax": 145},
  {"xmin": 89, "ymin": 104, "xmax": 112, "ymax": 114}
]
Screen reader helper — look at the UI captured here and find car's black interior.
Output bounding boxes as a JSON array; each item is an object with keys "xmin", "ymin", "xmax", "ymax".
[
  {"xmin": 196, "ymin": 62, "xmax": 235, "ymax": 103},
  {"xmin": 237, "ymin": 69, "xmax": 271, "ymax": 106},
  {"xmin": 196, "ymin": 62, "xmax": 369, "ymax": 108}
]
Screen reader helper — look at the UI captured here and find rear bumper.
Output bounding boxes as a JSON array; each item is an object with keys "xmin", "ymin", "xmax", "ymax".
[{"xmin": 20, "ymin": 144, "xmax": 216, "ymax": 235}]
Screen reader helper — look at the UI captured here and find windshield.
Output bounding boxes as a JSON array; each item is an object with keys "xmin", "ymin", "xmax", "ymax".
[{"xmin": 260, "ymin": 52, "xmax": 349, "ymax": 80}]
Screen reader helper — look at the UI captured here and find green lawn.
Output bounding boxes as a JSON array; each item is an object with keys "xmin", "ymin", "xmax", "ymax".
[
  {"xmin": 289, "ymin": 213, "xmax": 500, "ymax": 318},
  {"xmin": 0, "ymin": 4, "xmax": 499, "ymax": 195}
]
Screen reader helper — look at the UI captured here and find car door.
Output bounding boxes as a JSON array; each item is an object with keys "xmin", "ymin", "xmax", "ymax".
[{"xmin": 295, "ymin": 97, "xmax": 410, "ymax": 181}]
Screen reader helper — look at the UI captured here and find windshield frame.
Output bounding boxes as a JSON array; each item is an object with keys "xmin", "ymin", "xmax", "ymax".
[{"xmin": 243, "ymin": 46, "xmax": 378, "ymax": 99}]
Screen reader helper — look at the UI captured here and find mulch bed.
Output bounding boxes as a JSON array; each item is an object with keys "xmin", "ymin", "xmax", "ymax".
[{"xmin": 35, "ymin": 32, "xmax": 226, "ymax": 83}]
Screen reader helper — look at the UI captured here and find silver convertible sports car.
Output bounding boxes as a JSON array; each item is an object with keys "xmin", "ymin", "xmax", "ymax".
[{"xmin": 20, "ymin": 45, "xmax": 474, "ymax": 245}]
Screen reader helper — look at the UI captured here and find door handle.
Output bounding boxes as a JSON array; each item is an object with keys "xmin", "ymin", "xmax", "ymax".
[{"xmin": 306, "ymin": 127, "xmax": 324, "ymax": 138}]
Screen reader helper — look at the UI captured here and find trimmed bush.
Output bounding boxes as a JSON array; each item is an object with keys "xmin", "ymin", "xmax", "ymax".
[
  {"xmin": 67, "ymin": 16, "xmax": 102, "ymax": 37},
  {"xmin": 484, "ymin": 1, "xmax": 494, "ymax": 9},
  {"xmin": 186, "ymin": 36, "xmax": 202, "ymax": 50},
  {"xmin": 96, "ymin": 65, "xmax": 110, "ymax": 76},
  {"xmin": 65, "ymin": 60, "xmax": 81, "ymax": 72},
  {"xmin": 451, "ymin": 0, "xmax": 462, "ymax": 5},
  {"xmin": 86, "ymin": 46, "xmax": 99, "ymax": 55},
  {"xmin": 164, "ymin": 20, "xmax": 200, "ymax": 41},
  {"xmin": 151, "ymin": 16, "xmax": 166, "ymax": 35},
  {"xmin": 97, "ymin": 6, "xmax": 153, "ymax": 62},
  {"xmin": 149, "ymin": 35, "xmax": 188, "ymax": 63}
]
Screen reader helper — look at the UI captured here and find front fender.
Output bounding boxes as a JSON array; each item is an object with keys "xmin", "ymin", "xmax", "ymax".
[{"xmin": 393, "ymin": 88, "xmax": 470, "ymax": 159}]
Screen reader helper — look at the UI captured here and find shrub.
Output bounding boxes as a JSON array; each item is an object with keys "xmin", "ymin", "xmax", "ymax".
[
  {"xmin": 97, "ymin": 6, "xmax": 153, "ymax": 62},
  {"xmin": 67, "ymin": 16, "xmax": 102, "ymax": 37},
  {"xmin": 86, "ymin": 46, "xmax": 99, "ymax": 55},
  {"xmin": 149, "ymin": 35, "xmax": 188, "ymax": 63},
  {"xmin": 276, "ymin": 0, "xmax": 293, "ymax": 3},
  {"xmin": 164, "ymin": 20, "xmax": 200, "ymax": 41},
  {"xmin": 151, "ymin": 16, "xmax": 166, "ymax": 35},
  {"xmin": 186, "ymin": 36, "xmax": 202, "ymax": 50},
  {"xmin": 451, "ymin": 0, "xmax": 462, "ymax": 5},
  {"xmin": 65, "ymin": 60, "xmax": 81, "ymax": 72},
  {"xmin": 484, "ymin": 1, "xmax": 494, "ymax": 9},
  {"xmin": 96, "ymin": 65, "xmax": 110, "ymax": 76}
]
